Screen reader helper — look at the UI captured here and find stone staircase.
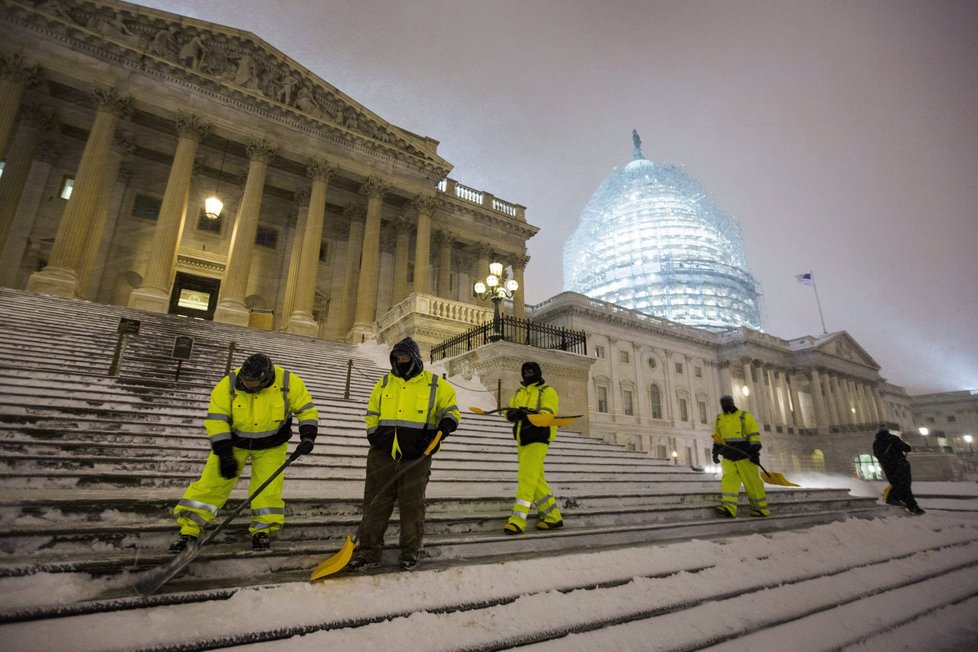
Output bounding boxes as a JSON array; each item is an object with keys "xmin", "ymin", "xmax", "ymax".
[{"xmin": 0, "ymin": 288, "xmax": 889, "ymax": 628}]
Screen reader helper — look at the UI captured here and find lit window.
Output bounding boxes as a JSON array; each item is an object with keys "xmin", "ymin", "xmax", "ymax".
[
  {"xmin": 0, "ymin": 160, "xmax": 5, "ymax": 179},
  {"xmin": 60, "ymin": 176, "xmax": 75, "ymax": 200}
]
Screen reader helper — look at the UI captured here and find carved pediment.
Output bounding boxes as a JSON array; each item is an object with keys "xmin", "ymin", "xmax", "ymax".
[
  {"xmin": 11, "ymin": 0, "xmax": 451, "ymax": 179},
  {"xmin": 814, "ymin": 332, "xmax": 879, "ymax": 369}
]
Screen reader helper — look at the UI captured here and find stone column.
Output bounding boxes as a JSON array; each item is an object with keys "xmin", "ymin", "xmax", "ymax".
[
  {"xmin": 0, "ymin": 103, "xmax": 51, "ymax": 256},
  {"xmin": 287, "ymin": 159, "xmax": 334, "ymax": 336},
  {"xmin": 79, "ymin": 132, "xmax": 135, "ymax": 298},
  {"xmin": 329, "ymin": 204, "xmax": 365, "ymax": 340},
  {"xmin": 128, "ymin": 114, "xmax": 208, "ymax": 311},
  {"xmin": 718, "ymin": 361, "xmax": 733, "ymax": 398},
  {"xmin": 214, "ymin": 138, "xmax": 277, "ymax": 325},
  {"xmin": 0, "ymin": 140, "xmax": 59, "ymax": 287},
  {"xmin": 0, "ymin": 54, "xmax": 40, "ymax": 158},
  {"xmin": 412, "ymin": 194, "xmax": 436, "ymax": 294},
  {"xmin": 787, "ymin": 372, "xmax": 803, "ymax": 427},
  {"xmin": 871, "ymin": 386, "xmax": 886, "ymax": 424},
  {"xmin": 352, "ymin": 176, "xmax": 388, "ymax": 332},
  {"xmin": 279, "ymin": 187, "xmax": 309, "ymax": 330},
  {"xmin": 511, "ymin": 253, "xmax": 529, "ymax": 318},
  {"xmin": 740, "ymin": 359, "xmax": 759, "ymax": 417},
  {"xmin": 435, "ymin": 230, "xmax": 455, "ymax": 298},
  {"xmin": 390, "ymin": 215, "xmax": 412, "ymax": 305},
  {"xmin": 474, "ymin": 242, "xmax": 492, "ymax": 304},
  {"xmin": 809, "ymin": 368, "xmax": 829, "ymax": 431},
  {"xmin": 27, "ymin": 87, "xmax": 131, "ymax": 297}
]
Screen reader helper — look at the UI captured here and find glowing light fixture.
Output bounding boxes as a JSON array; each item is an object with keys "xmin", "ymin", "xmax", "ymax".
[{"xmin": 473, "ymin": 260, "xmax": 519, "ymax": 342}]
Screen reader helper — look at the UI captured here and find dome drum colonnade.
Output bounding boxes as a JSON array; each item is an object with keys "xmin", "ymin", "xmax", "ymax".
[{"xmin": 0, "ymin": 0, "xmax": 535, "ymax": 344}]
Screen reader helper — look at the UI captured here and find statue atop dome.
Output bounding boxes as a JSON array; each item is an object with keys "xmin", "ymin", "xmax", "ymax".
[{"xmin": 631, "ymin": 129, "xmax": 645, "ymax": 160}]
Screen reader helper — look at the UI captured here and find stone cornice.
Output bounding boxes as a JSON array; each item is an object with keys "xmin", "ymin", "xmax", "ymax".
[
  {"xmin": 5, "ymin": 0, "xmax": 453, "ymax": 181},
  {"xmin": 434, "ymin": 194, "xmax": 539, "ymax": 240}
]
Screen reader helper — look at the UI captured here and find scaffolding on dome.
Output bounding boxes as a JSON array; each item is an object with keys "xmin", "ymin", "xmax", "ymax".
[{"xmin": 563, "ymin": 130, "xmax": 763, "ymax": 332}]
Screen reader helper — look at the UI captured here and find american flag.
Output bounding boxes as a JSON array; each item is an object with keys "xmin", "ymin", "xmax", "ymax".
[{"xmin": 795, "ymin": 272, "xmax": 813, "ymax": 285}]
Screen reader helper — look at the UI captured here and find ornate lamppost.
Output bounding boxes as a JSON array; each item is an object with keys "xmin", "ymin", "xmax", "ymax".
[{"xmin": 474, "ymin": 261, "xmax": 519, "ymax": 342}]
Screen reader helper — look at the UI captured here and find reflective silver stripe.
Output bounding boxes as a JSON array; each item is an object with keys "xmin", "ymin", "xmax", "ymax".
[
  {"xmin": 511, "ymin": 509, "xmax": 528, "ymax": 518},
  {"xmin": 722, "ymin": 492, "xmax": 739, "ymax": 500},
  {"xmin": 298, "ymin": 418, "xmax": 317, "ymax": 427},
  {"xmin": 177, "ymin": 511, "xmax": 209, "ymax": 527},
  {"xmin": 231, "ymin": 428, "xmax": 282, "ymax": 439},
  {"xmin": 375, "ymin": 419, "xmax": 439, "ymax": 429},
  {"xmin": 514, "ymin": 498, "xmax": 532, "ymax": 508},
  {"xmin": 365, "ymin": 410, "xmax": 381, "ymax": 417},
  {"xmin": 209, "ymin": 432, "xmax": 232, "ymax": 443},
  {"xmin": 252, "ymin": 506, "xmax": 285, "ymax": 516},
  {"xmin": 229, "ymin": 372, "xmax": 238, "ymax": 400},
  {"xmin": 251, "ymin": 521, "xmax": 276, "ymax": 531},
  {"xmin": 539, "ymin": 503, "xmax": 558, "ymax": 516},
  {"xmin": 425, "ymin": 375, "xmax": 439, "ymax": 425},
  {"xmin": 295, "ymin": 401, "xmax": 314, "ymax": 413},
  {"xmin": 281, "ymin": 370, "xmax": 290, "ymax": 421},
  {"xmin": 381, "ymin": 374, "xmax": 390, "ymax": 388},
  {"xmin": 723, "ymin": 437, "xmax": 748, "ymax": 443},
  {"xmin": 206, "ymin": 413, "xmax": 232, "ymax": 423},
  {"xmin": 178, "ymin": 498, "xmax": 220, "ymax": 515},
  {"xmin": 535, "ymin": 494, "xmax": 555, "ymax": 506}
]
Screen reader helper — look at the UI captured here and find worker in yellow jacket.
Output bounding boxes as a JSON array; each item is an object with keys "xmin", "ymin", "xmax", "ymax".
[
  {"xmin": 504, "ymin": 361, "xmax": 563, "ymax": 534},
  {"xmin": 348, "ymin": 337, "xmax": 460, "ymax": 572},
  {"xmin": 169, "ymin": 353, "xmax": 319, "ymax": 553},
  {"xmin": 711, "ymin": 394, "xmax": 769, "ymax": 518}
]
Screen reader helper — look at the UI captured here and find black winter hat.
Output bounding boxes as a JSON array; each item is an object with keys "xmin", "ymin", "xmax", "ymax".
[
  {"xmin": 390, "ymin": 337, "xmax": 424, "ymax": 379},
  {"xmin": 239, "ymin": 353, "xmax": 275, "ymax": 388},
  {"xmin": 521, "ymin": 361, "xmax": 542, "ymax": 377}
]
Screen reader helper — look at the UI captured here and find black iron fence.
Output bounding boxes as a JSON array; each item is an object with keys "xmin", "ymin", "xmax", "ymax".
[{"xmin": 430, "ymin": 316, "xmax": 587, "ymax": 362}]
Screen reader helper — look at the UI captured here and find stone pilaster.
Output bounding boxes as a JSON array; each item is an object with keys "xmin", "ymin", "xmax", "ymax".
[
  {"xmin": 435, "ymin": 230, "xmax": 455, "ymax": 298},
  {"xmin": 411, "ymin": 194, "xmax": 436, "ymax": 294},
  {"xmin": 390, "ymin": 215, "xmax": 412, "ymax": 305},
  {"xmin": 329, "ymin": 203, "xmax": 365, "ymax": 339},
  {"xmin": 0, "ymin": 54, "xmax": 40, "ymax": 158},
  {"xmin": 279, "ymin": 187, "xmax": 310, "ymax": 330},
  {"xmin": 27, "ymin": 87, "xmax": 132, "ymax": 297},
  {"xmin": 288, "ymin": 158, "xmax": 334, "ymax": 336},
  {"xmin": 214, "ymin": 137, "xmax": 276, "ymax": 325},
  {"xmin": 0, "ymin": 103, "xmax": 51, "ymax": 256}
]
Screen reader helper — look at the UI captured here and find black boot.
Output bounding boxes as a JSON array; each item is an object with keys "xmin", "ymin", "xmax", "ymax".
[
  {"xmin": 168, "ymin": 534, "xmax": 198, "ymax": 554},
  {"xmin": 252, "ymin": 532, "xmax": 271, "ymax": 551}
]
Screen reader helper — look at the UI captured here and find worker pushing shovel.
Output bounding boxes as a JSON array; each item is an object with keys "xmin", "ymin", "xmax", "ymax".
[{"xmin": 469, "ymin": 406, "xmax": 582, "ymax": 428}]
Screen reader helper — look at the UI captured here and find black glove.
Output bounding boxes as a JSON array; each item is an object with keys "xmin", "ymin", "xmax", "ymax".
[
  {"xmin": 748, "ymin": 448, "xmax": 761, "ymax": 466},
  {"xmin": 296, "ymin": 438, "xmax": 314, "ymax": 456},
  {"xmin": 712, "ymin": 449, "xmax": 720, "ymax": 464},
  {"xmin": 218, "ymin": 453, "xmax": 238, "ymax": 479},
  {"xmin": 437, "ymin": 418, "xmax": 457, "ymax": 436},
  {"xmin": 296, "ymin": 424, "xmax": 317, "ymax": 456}
]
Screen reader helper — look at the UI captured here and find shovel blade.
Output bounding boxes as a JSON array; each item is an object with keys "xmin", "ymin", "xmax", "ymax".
[
  {"xmin": 761, "ymin": 471, "xmax": 800, "ymax": 487},
  {"xmin": 468, "ymin": 407, "xmax": 489, "ymax": 415},
  {"xmin": 310, "ymin": 535, "xmax": 355, "ymax": 581}
]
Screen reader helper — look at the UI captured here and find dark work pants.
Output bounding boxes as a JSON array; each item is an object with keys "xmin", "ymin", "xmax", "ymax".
[
  {"xmin": 356, "ymin": 446, "xmax": 432, "ymax": 562},
  {"xmin": 884, "ymin": 462, "xmax": 918, "ymax": 509}
]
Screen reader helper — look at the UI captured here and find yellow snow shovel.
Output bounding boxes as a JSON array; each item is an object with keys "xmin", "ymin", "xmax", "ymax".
[
  {"xmin": 468, "ymin": 407, "xmax": 582, "ymax": 428},
  {"xmin": 309, "ymin": 431, "xmax": 444, "ymax": 581},
  {"xmin": 715, "ymin": 441, "xmax": 800, "ymax": 487}
]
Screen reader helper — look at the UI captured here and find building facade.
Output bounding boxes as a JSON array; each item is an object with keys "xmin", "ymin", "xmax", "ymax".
[{"xmin": 0, "ymin": 0, "xmax": 534, "ymax": 353}]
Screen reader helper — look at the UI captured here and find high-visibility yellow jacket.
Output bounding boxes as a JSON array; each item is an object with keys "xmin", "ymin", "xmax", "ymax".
[
  {"xmin": 205, "ymin": 365, "xmax": 318, "ymax": 450},
  {"xmin": 365, "ymin": 370, "xmax": 460, "ymax": 459},
  {"xmin": 508, "ymin": 381, "xmax": 558, "ymax": 445},
  {"xmin": 712, "ymin": 409, "xmax": 761, "ymax": 461}
]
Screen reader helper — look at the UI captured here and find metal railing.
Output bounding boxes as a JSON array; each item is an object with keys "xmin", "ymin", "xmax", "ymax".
[{"xmin": 431, "ymin": 316, "xmax": 587, "ymax": 362}]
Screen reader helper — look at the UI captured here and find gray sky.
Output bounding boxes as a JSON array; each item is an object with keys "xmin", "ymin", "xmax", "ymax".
[{"xmin": 138, "ymin": 0, "xmax": 978, "ymax": 395}]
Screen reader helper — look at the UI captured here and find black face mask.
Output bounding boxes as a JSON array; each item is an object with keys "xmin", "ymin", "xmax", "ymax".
[
  {"xmin": 721, "ymin": 401, "xmax": 737, "ymax": 414},
  {"xmin": 395, "ymin": 360, "xmax": 415, "ymax": 378}
]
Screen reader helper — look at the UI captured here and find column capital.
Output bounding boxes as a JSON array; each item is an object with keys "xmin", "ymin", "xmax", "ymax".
[
  {"xmin": 476, "ymin": 241, "xmax": 494, "ymax": 259},
  {"xmin": 511, "ymin": 253, "xmax": 531, "ymax": 271},
  {"xmin": 112, "ymin": 131, "xmax": 136, "ymax": 157},
  {"xmin": 0, "ymin": 53, "xmax": 41, "ymax": 86},
  {"xmin": 307, "ymin": 158, "xmax": 335, "ymax": 183},
  {"xmin": 343, "ymin": 201, "xmax": 366, "ymax": 220},
  {"xmin": 176, "ymin": 112, "xmax": 209, "ymax": 143},
  {"xmin": 293, "ymin": 185, "xmax": 311, "ymax": 207},
  {"xmin": 36, "ymin": 139, "xmax": 63, "ymax": 164},
  {"xmin": 246, "ymin": 137, "xmax": 277, "ymax": 163},
  {"xmin": 435, "ymin": 230, "xmax": 456, "ymax": 247},
  {"xmin": 361, "ymin": 176, "xmax": 389, "ymax": 200},
  {"xmin": 92, "ymin": 87, "xmax": 133, "ymax": 119},
  {"xmin": 412, "ymin": 193, "xmax": 438, "ymax": 216}
]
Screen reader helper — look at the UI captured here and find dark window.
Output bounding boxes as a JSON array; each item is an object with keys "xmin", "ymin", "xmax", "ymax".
[
  {"xmin": 197, "ymin": 210, "xmax": 223, "ymax": 233},
  {"xmin": 132, "ymin": 194, "xmax": 162, "ymax": 221},
  {"xmin": 255, "ymin": 226, "xmax": 278, "ymax": 249},
  {"xmin": 319, "ymin": 240, "xmax": 329, "ymax": 263},
  {"xmin": 650, "ymin": 385, "xmax": 662, "ymax": 419}
]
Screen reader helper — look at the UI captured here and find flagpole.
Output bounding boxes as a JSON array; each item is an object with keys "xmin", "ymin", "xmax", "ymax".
[{"xmin": 809, "ymin": 270, "xmax": 827, "ymax": 334}]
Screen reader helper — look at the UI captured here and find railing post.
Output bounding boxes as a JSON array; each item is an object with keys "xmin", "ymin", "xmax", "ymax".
[
  {"xmin": 497, "ymin": 378, "xmax": 502, "ymax": 409},
  {"xmin": 344, "ymin": 358, "xmax": 353, "ymax": 400}
]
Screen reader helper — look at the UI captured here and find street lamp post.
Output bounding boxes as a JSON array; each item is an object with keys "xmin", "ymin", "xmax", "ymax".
[{"xmin": 473, "ymin": 261, "xmax": 519, "ymax": 342}]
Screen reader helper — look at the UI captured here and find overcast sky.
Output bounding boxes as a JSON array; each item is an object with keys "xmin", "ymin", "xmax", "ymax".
[{"xmin": 137, "ymin": 0, "xmax": 978, "ymax": 395}]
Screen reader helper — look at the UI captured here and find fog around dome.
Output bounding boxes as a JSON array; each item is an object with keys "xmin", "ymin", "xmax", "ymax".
[{"xmin": 563, "ymin": 131, "xmax": 763, "ymax": 332}]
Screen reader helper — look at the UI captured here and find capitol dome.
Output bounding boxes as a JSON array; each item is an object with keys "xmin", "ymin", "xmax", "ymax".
[{"xmin": 563, "ymin": 131, "xmax": 763, "ymax": 331}]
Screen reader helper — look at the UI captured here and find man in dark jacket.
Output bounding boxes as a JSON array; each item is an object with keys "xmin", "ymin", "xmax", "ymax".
[
  {"xmin": 348, "ymin": 337, "xmax": 460, "ymax": 572},
  {"xmin": 873, "ymin": 427, "xmax": 924, "ymax": 515}
]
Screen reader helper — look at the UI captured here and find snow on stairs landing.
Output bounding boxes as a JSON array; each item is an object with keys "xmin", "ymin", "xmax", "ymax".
[{"xmin": 0, "ymin": 290, "xmax": 903, "ymax": 629}]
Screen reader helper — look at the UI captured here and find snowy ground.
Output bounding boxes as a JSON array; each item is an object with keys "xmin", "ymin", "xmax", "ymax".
[{"xmin": 2, "ymin": 479, "xmax": 977, "ymax": 651}]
